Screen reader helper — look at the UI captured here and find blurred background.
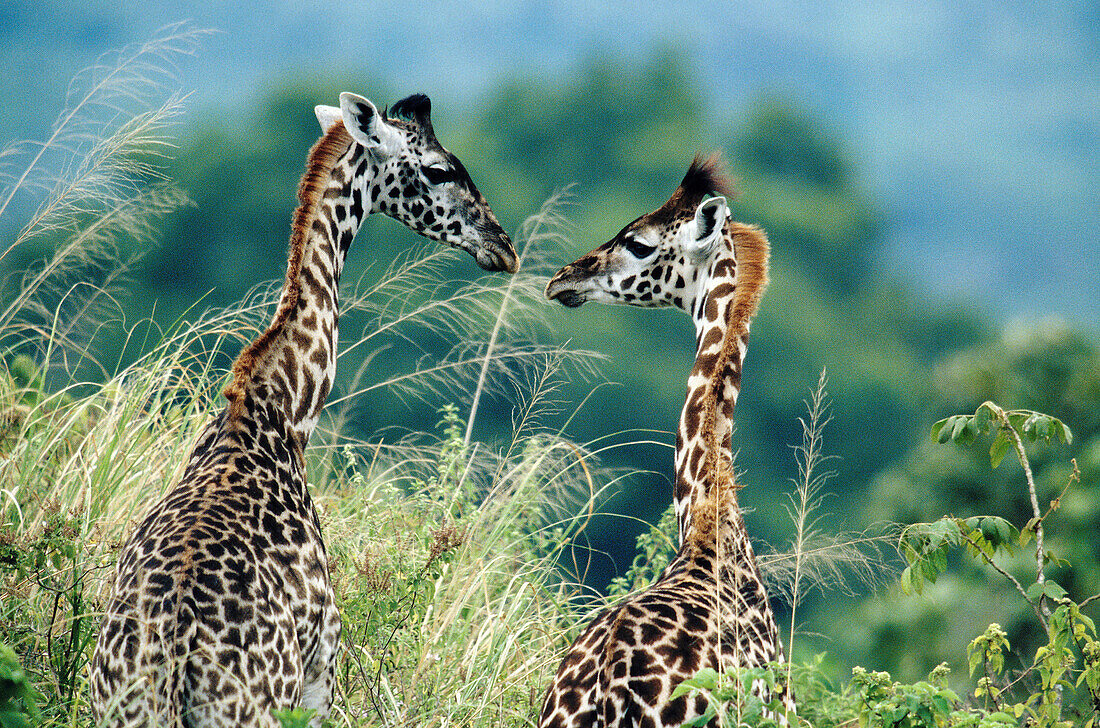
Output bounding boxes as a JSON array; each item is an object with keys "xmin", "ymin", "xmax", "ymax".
[{"xmin": 3, "ymin": 0, "xmax": 1098, "ymax": 684}]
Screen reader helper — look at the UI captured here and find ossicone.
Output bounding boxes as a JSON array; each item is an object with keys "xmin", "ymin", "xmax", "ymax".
[{"xmin": 388, "ymin": 93, "xmax": 433, "ymax": 131}]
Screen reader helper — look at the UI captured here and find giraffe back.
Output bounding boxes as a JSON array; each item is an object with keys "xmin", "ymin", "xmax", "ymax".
[
  {"xmin": 91, "ymin": 399, "xmax": 340, "ymax": 727},
  {"xmin": 538, "ymin": 513, "xmax": 782, "ymax": 728}
]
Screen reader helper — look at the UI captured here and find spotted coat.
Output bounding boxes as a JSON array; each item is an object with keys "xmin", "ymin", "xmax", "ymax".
[
  {"xmin": 90, "ymin": 92, "xmax": 515, "ymax": 727},
  {"xmin": 542, "ymin": 155, "xmax": 791, "ymax": 727}
]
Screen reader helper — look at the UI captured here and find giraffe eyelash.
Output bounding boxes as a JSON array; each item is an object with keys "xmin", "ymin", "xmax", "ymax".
[
  {"xmin": 422, "ymin": 164, "xmax": 455, "ymax": 185},
  {"xmin": 623, "ymin": 236, "xmax": 657, "ymax": 259}
]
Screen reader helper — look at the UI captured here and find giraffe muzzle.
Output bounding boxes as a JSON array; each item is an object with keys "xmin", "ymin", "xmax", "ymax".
[
  {"xmin": 469, "ymin": 225, "xmax": 518, "ymax": 274},
  {"xmin": 476, "ymin": 241, "xmax": 518, "ymax": 273},
  {"xmin": 545, "ymin": 271, "xmax": 586, "ymax": 307}
]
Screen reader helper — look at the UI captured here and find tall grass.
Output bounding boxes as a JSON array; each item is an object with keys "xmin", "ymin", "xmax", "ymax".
[
  {"xmin": 0, "ymin": 24, "xmax": 203, "ymax": 375},
  {"xmin": 757, "ymin": 370, "xmax": 893, "ymax": 652},
  {"xmin": 0, "ymin": 27, "xmax": 615, "ymax": 727},
  {"xmin": 320, "ymin": 406, "xmax": 614, "ymax": 727}
]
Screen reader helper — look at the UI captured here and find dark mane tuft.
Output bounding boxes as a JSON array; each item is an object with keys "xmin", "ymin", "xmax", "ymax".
[
  {"xmin": 681, "ymin": 153, "xmax": 735, "ymax": 200},
  {"xmin": 388, "ymin": 94, "xmax": 432, "ymax": 125},
  {"xmin": 649, "ymin": 153, "xmax": 736, "ymax": 224}
]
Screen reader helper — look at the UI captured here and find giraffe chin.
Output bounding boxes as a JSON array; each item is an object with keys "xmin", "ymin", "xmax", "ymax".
[
  {"xmin": 549, "ymin": 289, "xmax": 586, "ymax": 308},
  {"xmin": 474, "ymin": 245, "xmax": 519, "ymax": 274}
]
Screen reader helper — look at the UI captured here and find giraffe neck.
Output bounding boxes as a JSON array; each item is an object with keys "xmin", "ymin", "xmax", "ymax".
[
  {"xmin": 673, "ymin": 221, "xmax": 769, "ymax": 546},
  {"xmin": 224, "ymin": 121, "xmax": 372, "ymax": 452}
]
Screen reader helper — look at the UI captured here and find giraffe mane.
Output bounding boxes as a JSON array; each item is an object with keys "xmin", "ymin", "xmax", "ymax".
[
  {"xmin": 223, "ymin": 120, "xmax": 354, "ymax": 414},
  {"xmin": 687, "ymin": 220, "xmax": 770, "ymax": 547}
]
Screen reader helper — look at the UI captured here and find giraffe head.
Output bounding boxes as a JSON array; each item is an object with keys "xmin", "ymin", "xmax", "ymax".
[
  {"xmin": 545, "ymin": 155, "xmax": 735, "ymax": 312},
  {"xmin": 315, "ymin": 92, "xmax": 518, "ymax": 273}
]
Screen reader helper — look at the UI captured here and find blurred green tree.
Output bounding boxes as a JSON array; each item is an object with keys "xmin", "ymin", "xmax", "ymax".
[{"xmin": 834, "ymin": 320, "xmax": 1100, "ymax": 683}]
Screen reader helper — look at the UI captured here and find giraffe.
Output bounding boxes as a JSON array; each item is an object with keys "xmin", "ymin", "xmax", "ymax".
[
  {"xmin": 90, "ymin": 92, "xmax": 517, "ymax": 727},
  {"xmin": 539, "ymin": 154, "xmax": 792, "ymax": 728}
]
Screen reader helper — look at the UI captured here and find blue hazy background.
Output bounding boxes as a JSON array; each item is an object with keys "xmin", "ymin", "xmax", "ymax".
[{"xmin": 4, "ymin": 1, "xmax": 1097, "ymax": 327}]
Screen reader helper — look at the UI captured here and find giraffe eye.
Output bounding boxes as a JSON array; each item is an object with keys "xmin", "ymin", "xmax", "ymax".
[
  {"xmin": 623, "ymin": 236, "xmax": 657, "ymax": 259},
  {"xmin": 422, "ymin": 164, "xmax": 455, "ymax": 185}
]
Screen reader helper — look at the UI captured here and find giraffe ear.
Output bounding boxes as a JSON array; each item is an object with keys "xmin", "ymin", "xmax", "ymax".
[
  {"xmin": 314, "ymin": 104, "xmax": 342, "ymax": 131},
  {"xmin": 339, "ymin": 92, "xmax": 400, "ymax": 157},
  {"xmin": 686, "ymin": 196, "xmax": 728, "ymax": 259}
]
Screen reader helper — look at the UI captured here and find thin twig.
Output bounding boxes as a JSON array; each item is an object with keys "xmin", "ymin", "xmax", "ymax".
[
  {"xmin": 1007, "ymin": 423, "xmax": 1047, "ymax": 601},
  {"xmin": 957, "ymin": 529, "xmax": 1047, "ymax": 629}
]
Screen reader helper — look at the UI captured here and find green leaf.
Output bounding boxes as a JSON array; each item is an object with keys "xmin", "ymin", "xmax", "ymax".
[
  {"xmin": 974, "ymin": 403, "xmax": 992, "ymax": 431},
  {"xmin": 960, "ymin": 416, "xmax": 980, "ymax": 444},
  {"xmin": 968, "ymin": 648, "xmax": 983, "ymax": 678},
  {"xmin": 978, "ymin": 516, "xmax": 1017, "ymax": 552},
  {"xmin": 1037, "ymin": 416, "xmax": 1053, "ymax": 441},
  {"xmin": 1042, "ymin": 581, "xmax": 1068, "ymax": 601},
  {"xmin": 931, "ymin": 418, "xmax": 950, "ymax": 443},
  {"xmin": 921, "ymin": 559, "xmax": 940, "ymax": 583},
  {"xmin": 1027, "ymin": 580, "xmax": 1068, "ymax": 603},
  {"xmin": 932, "ymin": 547, "xmax": 947, "ymax": 574},
  {"xmin": 684, "ymin": 705, "xmax": 717, "ymax": 727},
  {"xmin": 989, "ymin": 430, "xmax": 1011, "ymax": 469},
  {"xmin": 1007, "ymin": 412, "xmax": 1028, "ymax": 432},
  {"xmin": 1058, "ymin": 420, "xmax": 1074, "ymax": 445},
  {"xmin": 980, "ymin": 518, "xmax": 999, "ymax": 544},
  {"xmin": 669, "ymin": 683, "xmax": 692, "ymax": 700},
  {"xmin": 1022, "ymin": 413, "xmax": 1041, "ymax": 440},
  {"xmin": 1075, "ymin": 609, "xmax": 1095, "ymax": 633},
  {"xmin": 951, "ymin": 415, "xmax": 970, "ymax": 442},
  {"xmin": 681, "ymin": 667, "xmax": 717, "ymax": 692}
]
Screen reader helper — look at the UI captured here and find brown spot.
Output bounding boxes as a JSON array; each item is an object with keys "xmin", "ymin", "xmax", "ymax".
[
  {"xmin": 699, "ymin": 328, "xmax": 723, "ymax": 352},
  {"xmin": 704, "ymin": 294, "xmax": 720, "ymax": 322},
  {"xmin": 709, "ymin": 281, "xmax": 735, "ymax": 301},
  {"xmin": 713, "ymin": 257, "xmax": 737, "ymax": 278},
  {"xmin": 660, "ymin": 698, "xmax": 687, "ymax": 726}
]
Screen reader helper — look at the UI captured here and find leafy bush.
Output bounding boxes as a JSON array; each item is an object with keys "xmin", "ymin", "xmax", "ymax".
[{"xmin": 0, "ymin": 643, "xmax": 43, "ymax": 728}]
